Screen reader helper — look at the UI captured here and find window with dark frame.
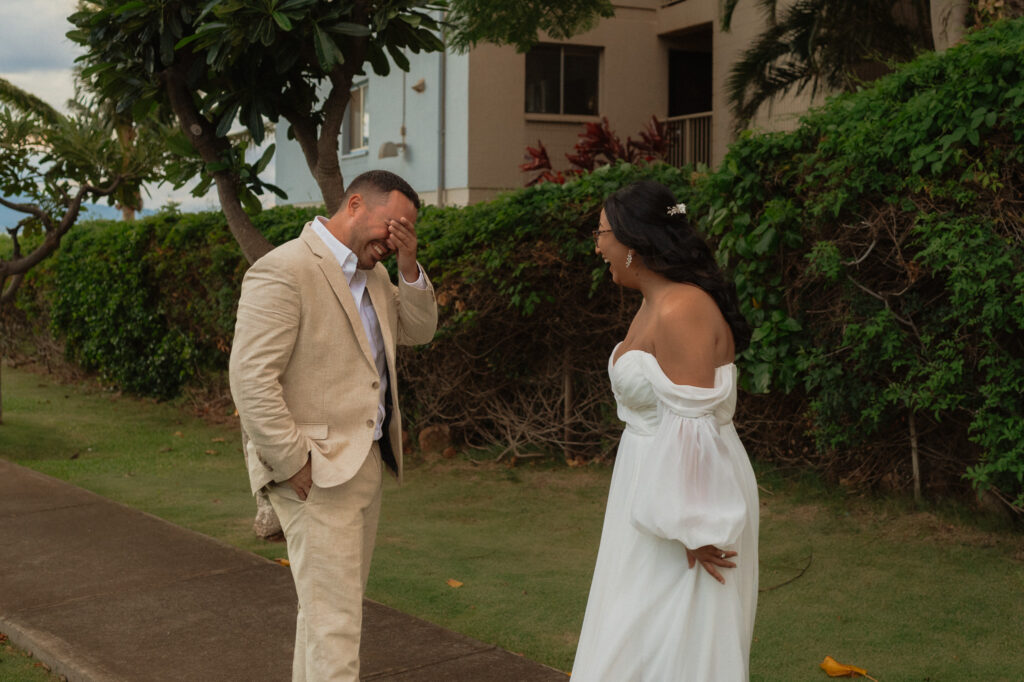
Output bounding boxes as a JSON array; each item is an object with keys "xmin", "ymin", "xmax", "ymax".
[{"xmin": 525, "ymin": 44, "xmax": 600, "ymax": 116}]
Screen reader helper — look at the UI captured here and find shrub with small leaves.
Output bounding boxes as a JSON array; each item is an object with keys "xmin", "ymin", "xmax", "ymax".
[
  {"xmin": 686, "ymin": 18, "xmax": 1024, "ymax": 508},
  {"xmin": 44, "ymin": 204, "xmax": 316, "ymax": 398},
  {"xmin": 13, "ymin": 21, "xmax": 1024, "ymax": 510}
]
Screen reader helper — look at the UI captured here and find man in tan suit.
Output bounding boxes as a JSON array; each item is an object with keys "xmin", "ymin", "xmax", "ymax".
[{"xmin": 229, "ymin": 170, "xmax": 437, "ymax": 681}]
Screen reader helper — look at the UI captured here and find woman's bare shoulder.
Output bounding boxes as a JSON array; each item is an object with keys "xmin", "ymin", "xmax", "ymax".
[
  {"xmin": 647, "ymin": 286, "xmax": 714, "ymax": 380},
  {"xmin": 656, "ymin": 283, "xmax": 720, "ymax": 322}
]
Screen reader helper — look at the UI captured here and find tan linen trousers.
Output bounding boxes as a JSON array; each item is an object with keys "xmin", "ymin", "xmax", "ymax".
[{"xmin": 267, "ymin": 444, "xmax": 383, "ymax": 682}]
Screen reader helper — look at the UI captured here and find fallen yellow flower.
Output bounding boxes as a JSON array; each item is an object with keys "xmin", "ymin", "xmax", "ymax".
[
  {"xmin": 446, "ymin": 578, "xmax": 464, "ymax": 588},
  {"xmin": 820, "ymin": 655, "xmax": 877, "ymax": 680}
]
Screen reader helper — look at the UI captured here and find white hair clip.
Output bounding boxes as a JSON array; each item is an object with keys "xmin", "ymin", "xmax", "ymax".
[{"xmin": 666, "ymin": 203, "xmax": 687, "ymax": 216}]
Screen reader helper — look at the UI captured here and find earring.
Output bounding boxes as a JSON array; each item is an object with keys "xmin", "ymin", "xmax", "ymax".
[{"xmin": 625, "ymin": 250, "xmax": 633, "ymax": 268}]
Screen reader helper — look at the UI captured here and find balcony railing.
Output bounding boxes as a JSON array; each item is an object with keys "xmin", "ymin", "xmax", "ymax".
[{"xmin": 662, "ymin": 112, "xmax": 712, "ymax": 168}]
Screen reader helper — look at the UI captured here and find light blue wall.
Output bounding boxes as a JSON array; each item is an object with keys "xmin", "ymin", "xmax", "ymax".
[
  {"xmin": 273, "ymin": 119, "xmax": 322, "ymax": 207},
  {"xmin": 441, "ymin": 48, "xmax": 469, "ymax": 192},
  {"xmin": 273, "ymin": 47, "xmax": 469, "ymax": 208}
]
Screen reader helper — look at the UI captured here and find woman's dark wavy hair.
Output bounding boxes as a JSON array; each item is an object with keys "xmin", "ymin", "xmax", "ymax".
[{"xmin": 604, "ymin": 180, "xmax": 751, "ymax": 353}]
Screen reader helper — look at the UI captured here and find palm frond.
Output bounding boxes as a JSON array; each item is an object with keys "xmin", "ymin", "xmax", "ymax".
[
  {"xmin": 720, "ymin": 0, "xmax": 779, "ymax": 31},
  {"xmin": 726, "ymin": 0, "xmax": 935, "ymax": 129}
]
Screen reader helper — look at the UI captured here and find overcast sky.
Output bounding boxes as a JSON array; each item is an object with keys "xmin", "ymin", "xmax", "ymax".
[
  {"xmin": 0, "ymin": 1, "xmax": 80, "ymax": 112},
  {"xmin": 0, "ymin": 0, "xmax": 268, "ymax": 214}
]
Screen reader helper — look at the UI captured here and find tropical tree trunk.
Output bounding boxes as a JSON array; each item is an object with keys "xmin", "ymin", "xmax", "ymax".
[
  {"xmin": 0, "ymin": 186, "xmax": 115, "ymax": 426},
  {"xmin": 162, "ymin": 67, "xmax": 273, "ymax": 264},
  {"xmin": 931, "ymin": 0, "xmax": 969, "ymax": 50},
  {"xmin": 312, "ymin": 77, "xmax": 354, "ymax": 214},
  {"xmin": 281, "ymin": 61, "xmax": 364, "ymax": 215}
]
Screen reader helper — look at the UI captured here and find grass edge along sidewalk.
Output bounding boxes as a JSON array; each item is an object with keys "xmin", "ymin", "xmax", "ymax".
[
  {"xmin": 0, "ymin": 458, "xmax": 569, "ymax": 681},
  {"xmin": 2, "ymin": 364, "xmax": 1024, "ymax": 680},
  {"xmin": 0, "ymin": 631, "xmax": 62, "ymax": 682}
]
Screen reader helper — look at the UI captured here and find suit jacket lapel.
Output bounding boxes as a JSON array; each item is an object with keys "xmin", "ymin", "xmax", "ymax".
[{"xmin": 300, "ymin": 224, "xmax": 377, "ymax": 371}]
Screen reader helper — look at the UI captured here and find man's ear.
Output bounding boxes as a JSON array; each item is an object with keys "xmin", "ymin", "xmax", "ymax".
[{"xmin": 346, "ymin": 192, "xmax": 363, "ymax": 215}]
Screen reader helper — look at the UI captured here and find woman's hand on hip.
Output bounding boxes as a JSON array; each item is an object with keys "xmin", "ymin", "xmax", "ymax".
[{"xmin": 686, "ymin": 545, "xmax": 737, "ymax": 584}]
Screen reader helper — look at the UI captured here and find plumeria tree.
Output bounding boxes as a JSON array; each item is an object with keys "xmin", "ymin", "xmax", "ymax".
[
  {"xmin": 0, "ymin": 77, "xmax": 164, "ymax": 423},
  {"xmin": 69, "ymin": 0, "xmax": 614, "ymax": 263},
  {"xmin": 68, "ymin": 0, "xmax": 614, "ymax": 536},
  {"xmin": 0, "ymin": 78, "xmax": 164, "ymax": 302}
]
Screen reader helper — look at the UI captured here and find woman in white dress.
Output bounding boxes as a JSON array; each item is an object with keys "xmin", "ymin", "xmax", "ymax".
[{"xmin": 572, "ymin": 180, "xmax": 758, "ymax": 681}]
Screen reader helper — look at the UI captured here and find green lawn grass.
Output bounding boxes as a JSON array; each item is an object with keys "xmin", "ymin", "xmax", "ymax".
[
  {"xmin": 2, "ymin": 364, "xmax": 1023, "ymax": 680},
  {"xmin": 0, "ymin": 635, "xmax": 61, "ymax": 682}
]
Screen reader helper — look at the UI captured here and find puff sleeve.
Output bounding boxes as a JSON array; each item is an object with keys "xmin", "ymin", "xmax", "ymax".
[{"xmin": 629, "ymin": 358, "xmax": 748, "ymax": 549}]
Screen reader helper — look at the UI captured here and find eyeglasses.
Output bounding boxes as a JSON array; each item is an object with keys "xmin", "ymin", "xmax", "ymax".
[{"xmin": 591, "ymin": 229, "xmax": 612, "ymax": 244}]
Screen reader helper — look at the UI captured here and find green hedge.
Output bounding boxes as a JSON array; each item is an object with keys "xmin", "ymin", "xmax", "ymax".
[
  {"xmin": 11, "ymin": 19, "xmax": 1024, "ymax": 507},
  {"xmin": 41, "ymin": 205, "xmax": 318, "ymax": 397},
  {"xmin": 397, "ymin": 162, "xmax": 690, "ymax": 457},
  {"xmin": 687, "ymin": 19, "xmax": 1024, "ymax": 505}
]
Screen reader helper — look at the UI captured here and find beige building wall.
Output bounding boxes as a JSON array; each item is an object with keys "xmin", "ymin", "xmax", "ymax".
[
  {"xmin": 456, "ymin": 0, "xmax": 925, "ymax": 198},
  {"xmin": 464, "ymin": 2, "xmax": 668, "ymax": 197},
  {"xmin": 658, "ymin": 0, "xmax": 829, "ymax": 162},
  {"xmin": 279, "ymin": 2, "xmax": 963, "ymax": 208}
]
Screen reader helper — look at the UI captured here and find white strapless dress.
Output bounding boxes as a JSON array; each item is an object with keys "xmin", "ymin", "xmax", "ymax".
[{"xmin": 571, "ymin": 345, "xmax": 759, "ymax": 681}]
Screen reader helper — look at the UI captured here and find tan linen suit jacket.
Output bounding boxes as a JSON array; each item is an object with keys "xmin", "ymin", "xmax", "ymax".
[{"xmin": 229, "ymin": 223, "xmax": 438, "ymax": 494}]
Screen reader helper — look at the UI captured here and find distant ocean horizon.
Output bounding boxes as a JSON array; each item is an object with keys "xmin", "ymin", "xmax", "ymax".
[{"xmin": 0, "ymin": 201, "xmax": 158, "ymax": 231}]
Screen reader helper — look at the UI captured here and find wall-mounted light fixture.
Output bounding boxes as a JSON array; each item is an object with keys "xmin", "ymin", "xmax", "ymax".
[
  {"xmin": 378, "ymin": 140, "xmax": 406, "ymax": 158},
  {"xmin": 378, "ymin": 124, "xmax": 408, "ymax": 159}
]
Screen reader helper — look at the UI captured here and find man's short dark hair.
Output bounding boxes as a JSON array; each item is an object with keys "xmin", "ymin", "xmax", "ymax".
[{"xmin": 343, "ymin": 170, "xmax": 420, "ymax": 210}]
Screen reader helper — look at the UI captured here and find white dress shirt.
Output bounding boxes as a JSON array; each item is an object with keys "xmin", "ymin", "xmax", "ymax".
[{"xmin": 312, "ymin": 217, "xmax": 425, "ymax": 440}]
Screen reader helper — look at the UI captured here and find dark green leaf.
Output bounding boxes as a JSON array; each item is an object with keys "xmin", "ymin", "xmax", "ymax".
[
  {"xmin": 386, "ymin": 43, "xmax": 410, "ymax": 72},
  {"xmin": 255, "ymin": 143, "xmax": 276, "ymax": 174},
  {"xmin": 215, "ymin": 102, "xmax": 240, "ymax": 138},
  {"xmin": 324, "ymin": 21, "xmax": 370, "ymax": 37},
  {"xmin": 113, "ymin": 1, "xmax": 146, "ymax": 15},
  {"xmin": 366, "ymin": 43, "xmax": 390, "ymax": 76},
  {"xmin": 272, "ymin": 11, "xmax": 293, "ymax": 31},
  {"xmin": 241, "ymin": 188, "xmax": 262, "ymax": 214},
  {"xmin": 174, "ymin": 33, "xmax": 203, "ymax": 50},
  {"xmin": 165, "ymin": 133, "xmax": 199, "ymax": 158}
]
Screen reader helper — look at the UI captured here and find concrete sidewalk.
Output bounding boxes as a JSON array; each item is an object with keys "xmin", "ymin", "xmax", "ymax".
[{"xmin": 0, "ymin": 459, "xmax": 567, "ymax": 681}]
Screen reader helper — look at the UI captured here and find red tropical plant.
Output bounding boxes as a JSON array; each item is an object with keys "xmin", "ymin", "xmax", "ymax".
[
  {"xmin": 522, "ymin": 115, "xmax": 668, "ymax": 185},
  {"xmin": 520, "ymin": 141, "xmax": 570, "ymax": 186},
  {"xmin": 627, "ymin": 116, "xmax": 668, "ymax": 161}
]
